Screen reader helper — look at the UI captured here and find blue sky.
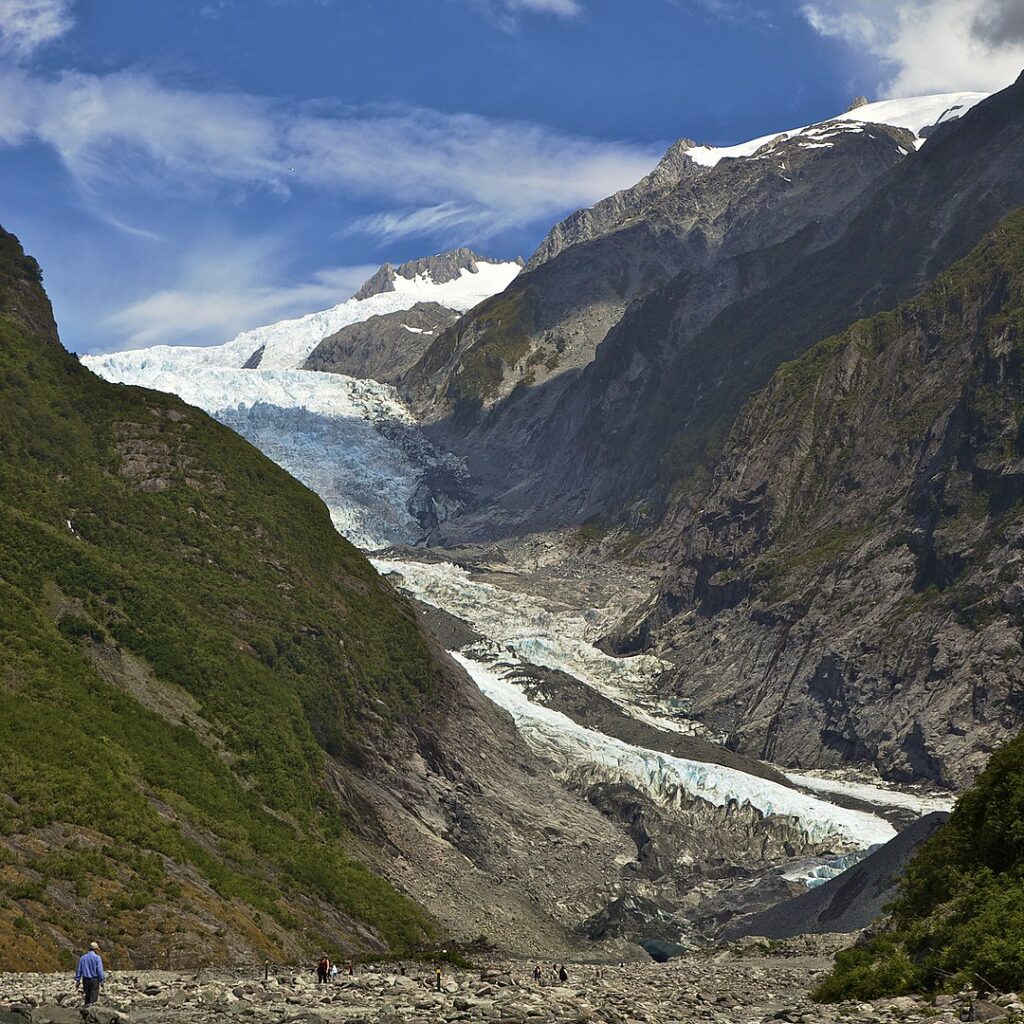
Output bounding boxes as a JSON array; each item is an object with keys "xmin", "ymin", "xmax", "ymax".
[{"xmin": 0, "ymin": 0, "xmax": 1020, "ymax": 353}]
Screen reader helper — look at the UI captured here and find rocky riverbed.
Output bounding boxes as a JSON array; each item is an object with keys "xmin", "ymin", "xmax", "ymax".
[{"xmin": 2, "ymin": 941, "xmax": 1013, "ymax": 1024}]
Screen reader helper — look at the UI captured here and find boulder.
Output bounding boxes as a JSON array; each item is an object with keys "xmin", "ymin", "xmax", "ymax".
[{"xmin": 29, "ymin": 1007, "xmax": 81, "ymax": 1024}]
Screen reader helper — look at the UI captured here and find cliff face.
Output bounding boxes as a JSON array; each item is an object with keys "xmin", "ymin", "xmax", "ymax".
[
  {"xmin": 414, "ymin": 79, "xmax": 1024, "ymax": 542},
  {"xmin": 612, "ymin": 211, "xmax": 1024, "ymax": 790},
  {"xmin": 409, "ymin": 120, "xmax": 913, "ymax": 441},
  {"xmin": 303, "ymin": 301, "xmax": 458, "ymax": 385}
]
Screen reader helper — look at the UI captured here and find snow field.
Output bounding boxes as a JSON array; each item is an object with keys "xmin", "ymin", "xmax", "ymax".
[
  {"xmin": 85, "ymin": 260, "xmax": 522, "ymax": 375},
  {"xmin": 685, "ymin": 91, "xmax": 987, "ymax": 167}
]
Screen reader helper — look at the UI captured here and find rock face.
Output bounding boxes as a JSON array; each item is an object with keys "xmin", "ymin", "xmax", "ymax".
[
  {"xmin": 524, "ymin": 137, "xmax": 699, "ymax": 271},
  {"xmin": 353, "ymin": 248, "xmax": 521, "ymax": 301},
  {"xmin": 725, "ymin": 813, "xmax": 949, "ymax": 939},
  {"xmin": 303, "ymin": 301, "xmax": 457, "ymax": 385},
  {"xmin": 414, "ymin": 80, "xmax": 1024, "ymax": 540},
  {"xmin": 409, "ymin": 117, "xmax": 914, "ymax": 460},
  {"xmin": 612, "ymin": 210, "xmax": 1024, "ymax": 789}
]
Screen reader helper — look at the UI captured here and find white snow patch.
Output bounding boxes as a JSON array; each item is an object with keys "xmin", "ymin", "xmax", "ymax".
[
  {"xmin": 454, "ymin": 652, "xmax": 897, "ymax": 849},
  {"xmin": 686, "ymin": 91, "xmax": 987, "ymax": 168}
]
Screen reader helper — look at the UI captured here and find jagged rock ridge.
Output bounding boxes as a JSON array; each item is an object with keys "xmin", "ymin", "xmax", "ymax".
[{"xmin": 354, "ymin": 248, "xmax": 523, "ymax": 301}]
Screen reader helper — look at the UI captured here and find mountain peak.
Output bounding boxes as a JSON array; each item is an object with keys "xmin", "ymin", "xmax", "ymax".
[{"xmin": 354, "ymin": 248, "xmax": 523, "ymax": 301}]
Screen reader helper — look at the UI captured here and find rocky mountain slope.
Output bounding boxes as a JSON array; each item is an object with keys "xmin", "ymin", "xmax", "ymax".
[
  {"xmin": 303, "ymin": 301, "xmax": 458, "ymax": 385},
  {"xmin": 409, "ymin": 85, "xmax": 1024, "ymax": 541},
  {"xmin": 0, "ymin": 226, "xmax": 652, "ymax": 969},
  {"xmin": 611, "ymin": 209, "xmax": 1024, "ymax": 790},
  {"xmin": 726, "ymin": 813, "xmax": 949, "ymax": 941},
  {"xmin": 403, "ymin": 93, "xmax": 993, "ymax": 534},
  {"xmin": 409, "ymin": 109, "xmax": 920, "ymax": 434}
]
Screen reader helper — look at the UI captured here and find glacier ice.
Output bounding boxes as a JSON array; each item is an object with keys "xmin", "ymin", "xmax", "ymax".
[
  {"xmin": 452, "ymin": 651, "xmax": 897, "ymax": 849},
  {"xmin": 86, "ymin": 260, "xmax": 522, "ymax": 375},
  {"xmin": 83, "ymin": 259, "xmax": 520, "ymax": 549},
  {"xmin": 370, "ymin": 556, "xmax": 700, "ymax": 735}
]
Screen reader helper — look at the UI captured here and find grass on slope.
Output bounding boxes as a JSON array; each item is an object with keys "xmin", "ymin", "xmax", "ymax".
[{"xmin": 0, "ymin": 227, "xmax": 438, "ymax": 964}]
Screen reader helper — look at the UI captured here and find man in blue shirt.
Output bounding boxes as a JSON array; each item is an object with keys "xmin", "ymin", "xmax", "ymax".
[{"xmin": 75, "ymin": 941, "xmax": 105, "ymax": 1005}]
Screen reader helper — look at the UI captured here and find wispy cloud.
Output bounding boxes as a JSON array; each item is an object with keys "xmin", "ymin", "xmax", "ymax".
[
  {"xmin": 105, "ymin": 238, "xmax": 379, "ymax": 347},
  {"xmin": 0, "ymin": 0, "xmax": 73, "ymax": 57},
  {"xmin": 505, "ymin": 0, "xmax": 583, "ymax": 15},
  {"xmin": 801, "ymin": 0, "xmax": 1024, "ymax": 95},
  {"xmin": 344, "ymin": 202, "xmax": 496, "ymax": 243},
  {"xmin": 0, "ymin": 66, "xmax": 660, "ymax": 240},
  {"xmin": 458, "ymin": 0, "xmax": 583, "ymax": 31}
]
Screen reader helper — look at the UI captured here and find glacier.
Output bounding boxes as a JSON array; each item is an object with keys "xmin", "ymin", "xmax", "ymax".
[
  {"xmin": 370, "ymin": 556, "xmax": 698, "ymax": 736},
  {"xmin": 84, "ymin": 258, "xmax": 520, "ymax": 548},
  {"xmin": 452, "ymin": 651, "xmax": 897, "ymax": 849},
  {"xmin": 86, "ymin": 260, "xmax": 522, "ymax": 375}
]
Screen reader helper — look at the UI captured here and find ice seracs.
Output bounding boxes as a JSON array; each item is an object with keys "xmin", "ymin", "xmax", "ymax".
[{"xmin": 452, "ymin": 652, "xmax": 897, "ymax": 850}]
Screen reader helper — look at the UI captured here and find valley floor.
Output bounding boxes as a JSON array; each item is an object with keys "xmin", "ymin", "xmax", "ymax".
[{"xmin": 0, "ymin": 942, "xmax": 987, "ymax": 1024}]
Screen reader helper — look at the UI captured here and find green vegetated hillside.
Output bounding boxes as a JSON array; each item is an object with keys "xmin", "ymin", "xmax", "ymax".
[
  {"xmin": 0, "ymin": 226, "xmax": 444, "ymax": 968},
  {"xmin": 816, "ymin": 730, "xmax": 1024, "ymax": 1000}
]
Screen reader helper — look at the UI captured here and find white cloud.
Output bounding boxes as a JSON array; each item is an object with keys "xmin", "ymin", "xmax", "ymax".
[
  {"xmin": 505, "ymin": 0, "xmax": 582, "ymax": 15},
  {"xmin": 344, "ymin": 202, "xmax": 496, "ymax": 242},
  {"xmin": 802, "ymin": 0, "xmax": 1024, "ymax": 95},
  {"xmin": 105, "ymin": 239, "xmax": 379, "ymax": 347},
  {"xmin": 0, "ymin": 66, "xmax": 660, "ymax": 240},
  {"xmin": 0, "ymin": 0, "xmax": 73, "ymax": 57},
  {"xmin": 457, "ymin": 0, "xmax": 583, "ymax": 30}
]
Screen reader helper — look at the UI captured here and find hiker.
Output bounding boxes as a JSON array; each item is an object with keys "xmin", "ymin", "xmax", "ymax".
[
  {"xmin": 532, "ymin": 964, "xmax": 542, "ymax": 983},
  {"xmin": 330, "ymin": 962, "xmax": 339, "ymax": 979},
  {"xmin": 559, "ymin": 964, "xmax": 568, "ymax": 983},
  {"xmin": 75, "ymin": 941, "xmax": 105, "ymax": 1006},
  {"xmin": 348, "ymin": 959, "xmax": 355, "ymax": 976},
  {"xmin": 316, "ymin": 954, "xmax": 330, "ymax": 983},
  {"xmin": 435, "ymin": 967, "xmax": 442, "ymax": 992}
]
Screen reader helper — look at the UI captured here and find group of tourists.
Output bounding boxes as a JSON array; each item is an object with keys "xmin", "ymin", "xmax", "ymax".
[
  {"xmin": 73, "ymin": 939, "xmax": 575, "ymax": 1008},
  {"xmin": 531, "ymin": 963, "xmax": 569, "ymax": 984},
  {"xmin": 315, "ymin": 954, "xmax": 357, "ymax": 982}
]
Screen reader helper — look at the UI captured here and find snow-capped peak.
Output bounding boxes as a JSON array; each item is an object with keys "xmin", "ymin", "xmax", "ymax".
[
  {"xmin": 84, "ymin": 250, "xmax": 522, "ymax": 377},
  {"xmin": 685, "ymin": 91, "xmax": 988, "ymax": 168}
]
